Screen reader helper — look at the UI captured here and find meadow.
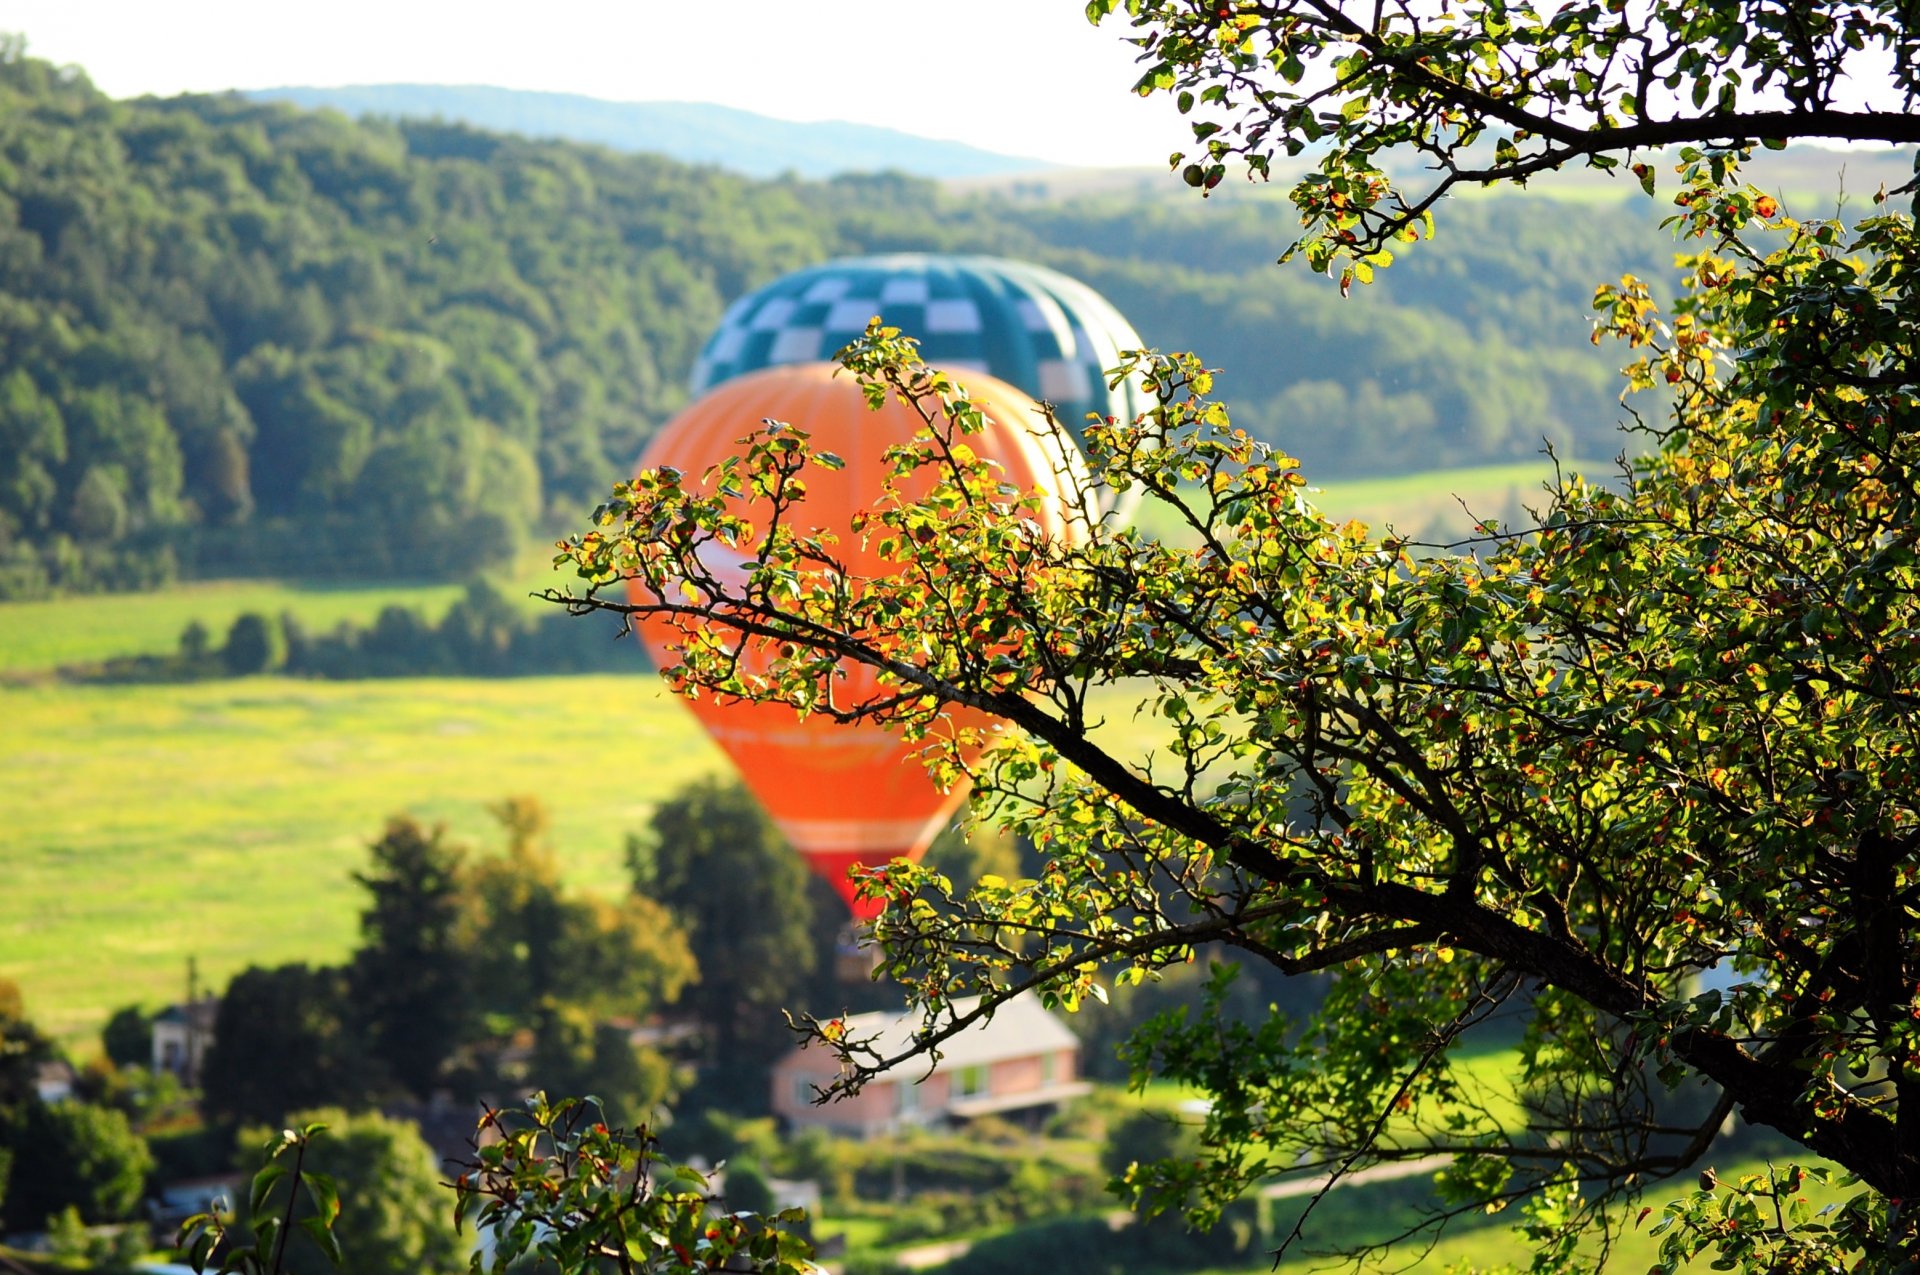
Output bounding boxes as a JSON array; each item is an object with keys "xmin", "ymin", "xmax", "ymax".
[
  {"xmin": 0, "ymin": 462, "xmax": 1598, "ymax": 1049},
  {"xmin": 0, "ymin": 671, "xmax": 1172, "ymax": 1048},
  {"xmin": 0, "ymin": 675, "xmax": 730, "ymax": 1043},
  {"xmin": 1126, "ymin": 457, "xmax": 1606, "ymax": 549}
]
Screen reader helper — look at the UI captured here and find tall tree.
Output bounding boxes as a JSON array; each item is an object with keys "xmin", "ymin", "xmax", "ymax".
[
  {"xmin": 635, "ymin": 778, "xmax": 820, "ymax": 1115},
  {"xmin": 200, "ymin": 964, "xmax": 370, "ymax": 1127},
  {"xmin": 348, "ymin": 817, "xmax": 472, "ymax": 1099},
  {"xmin": 461, "ymin": 798, "xmax": 695, "ymax": 1114}
]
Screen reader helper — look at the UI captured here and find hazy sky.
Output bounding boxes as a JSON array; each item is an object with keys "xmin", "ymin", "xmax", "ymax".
[{"xmin": 0, "ymin": 0, "xmax": 1193, "ymax": 168}]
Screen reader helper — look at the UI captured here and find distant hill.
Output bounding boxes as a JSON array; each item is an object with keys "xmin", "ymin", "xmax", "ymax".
[{"xmin": 246, "ymin": 84, "xmax": 1060, "ymax": 180}]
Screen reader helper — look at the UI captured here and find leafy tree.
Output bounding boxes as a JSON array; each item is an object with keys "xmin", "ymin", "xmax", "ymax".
[
  {"xmin": 200, "ymin": 964, "xmax": 370, "ymax": 1127},
  {"xmin": 553, "ymin": 67, "xmax": 1920, "ymax": 1265},
  {"xmin": 451, "ymin": 1094, "xmax": 816, "ymax": 1275},
  {"xmin": 1100, "ymin": 1108, "xmax": 1201, "ymax": 1199},
  {"xmin": 466, "ymin": 797, "xmax": 695, "ymax": 1026},
  {"xmin": 347, "ymin": 817, "xmax": 472, "ymax": 1099},
  {"xmin": 1092, "ymin": 0, "xmax": 1920, "ymax": 281},
  {"xmin": 461, "ymin": 798, "xmax": 694, "ymax": 1115},
  {"xmin": 0, "ymin": 979, "xmax": 56, "ymax": 1112},
  {"xmin": 179, "ymin": 619, "xmax": 212, "ymax": 664},
  {"xmin": 221, "ymin": 612, "xmax": 282, "ymax": 676},
  {"xmin": 100, "ymin": 1005, "xmax": 153, "ymax": 1070},
  {"xmin": 234, "ymin": 1109, "xmax": 460, "ymax": 1275},
  {"xmin": 633, "ymin": 778, "xmax": 819, "ymax": 1114},
  {"xmin": 1, "ymin": 1099, "xmax": 153, "ymax": 1228}
]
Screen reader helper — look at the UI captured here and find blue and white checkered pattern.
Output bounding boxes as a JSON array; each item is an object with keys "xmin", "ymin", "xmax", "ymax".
[{"xmin": 691, "ymin": 255, "xmax": 1149, "ymax": 446}]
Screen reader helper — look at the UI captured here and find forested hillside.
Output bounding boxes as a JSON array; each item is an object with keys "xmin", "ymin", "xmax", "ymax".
[{"xmin": 0, "ymin": 40, "xmax": 1675, "ymax": 599}]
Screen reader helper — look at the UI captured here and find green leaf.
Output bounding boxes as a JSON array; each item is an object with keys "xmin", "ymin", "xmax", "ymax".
[
  {"xmin": 249, "ymin": 1164, "xmax": 287, "ymax": 1218},
  {"xmin": 304, "ymin": 1170, "xmax": 341, "ymax": 1224}
]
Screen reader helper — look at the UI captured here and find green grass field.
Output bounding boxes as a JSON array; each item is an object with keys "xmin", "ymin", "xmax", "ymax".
[
  {"xmin": 0, "ymin": 669, "xmax": 1175, "ymax": 1048},
  {"xmin": 1126, "ymin": 458, "xmax": 1614, "ymax": 549},
  {"xmin": 0, "ymin": 674, "xmax": 732, "ymax": 1043},
  {"xmin": 1246, "ymin": 1154, "xmax": 1861, "ymax": 1275},
  {"xmin": 0, "ymin": 578, "xmax": 471, "ymax": 674}
]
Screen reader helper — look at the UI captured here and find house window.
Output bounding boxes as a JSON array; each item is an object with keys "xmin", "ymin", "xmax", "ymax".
[
  {"xmin": 954, "ymin": 1064, "xmax": 989, "ymax": 1099},
  {"xmin": 1041, "ymin": 1052, "xmax": 1058, "ymax": 1085},
  {"xmin": 897, "ymin": 1081, "xmax": 921, "ymax": 1115},
  {"xmin": 792, "ymin": 1075, "xmax": 820, "ymax": 1108}
]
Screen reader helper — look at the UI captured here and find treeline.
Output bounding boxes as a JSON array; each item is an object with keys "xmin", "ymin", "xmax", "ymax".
[
  {"xmin": 68, "ymin": 580, "xmax": 637, "ymax": 682},
  {"xmin": 0, "ymin": 37, "xmax": 1673, "ymax": 600}
]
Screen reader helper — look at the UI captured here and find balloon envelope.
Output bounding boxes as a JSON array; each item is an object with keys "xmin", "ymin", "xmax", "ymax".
[
  {"xmin": 691, "ymin": 254, "xmax": 1149, "ymax": 458},
  {"xmin": 632, "ymin": 362, "xmax": 1081, "ymax": 920}
]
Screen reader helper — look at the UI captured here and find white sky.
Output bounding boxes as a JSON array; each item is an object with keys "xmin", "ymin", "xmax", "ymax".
[{"xmin": 0, "ymin": 0, "xmax": 1192, "ymax": 168}]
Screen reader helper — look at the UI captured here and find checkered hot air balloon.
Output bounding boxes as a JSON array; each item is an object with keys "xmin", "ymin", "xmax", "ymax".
[{"xmin": 691, "ymin": 255, "xmax": 1148, "ymax": 497}]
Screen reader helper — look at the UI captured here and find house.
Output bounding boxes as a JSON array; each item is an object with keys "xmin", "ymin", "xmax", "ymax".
[
  {"xmin": 34, "ymin": 1059, "xmax": 75, "ymax": 1104},
  {"xmin": 151, "ymin": 999, "xmax": 218, "ymax": 1085},
  {"xmin": 771, "ymin": 993, "xmax": 1090, "ymax": 1138}
]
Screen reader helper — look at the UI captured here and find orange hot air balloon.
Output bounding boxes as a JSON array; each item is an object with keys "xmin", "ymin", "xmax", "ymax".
[{"xmin": 631, "ymin": 362, "xmax": 1082, "ymax": 921}]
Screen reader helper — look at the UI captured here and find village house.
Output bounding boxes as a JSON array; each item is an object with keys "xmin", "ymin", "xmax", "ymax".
[
  {"xmin": 150, "ymin": 998, "xmax": 218, "ymax": 1086},
  {"xmin": 771, "ymin": 993, "xmax": 1089, "ymax": 1138}
]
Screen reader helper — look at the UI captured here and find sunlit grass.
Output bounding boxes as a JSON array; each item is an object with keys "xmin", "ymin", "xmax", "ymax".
[
  {"xmin": 0, "ymin": 674, "xmax": 728, "ymax": 1044},
  {"xmin": 0, "ymin": 578, "xmax": 467, "ymax": 673},
  {"xmin": 1125, "ymin": 458, "xmax": 1614, "ymax": 549},
  {"xmin": 0, "ymin": 673, "xmax": 1169, "ymax": 1049}
]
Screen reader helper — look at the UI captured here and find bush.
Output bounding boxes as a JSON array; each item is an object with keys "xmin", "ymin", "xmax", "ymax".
[
  {"xmin": 220, "ymin": 611, "xmax": 282, "ymax": 674},
  {"xmin": 100, "ymin": 1006, "xmax": 152, "ymax": 1070},
  {"xmin": 1, "ymin": 1100, "xmax": 154, "ymax": 1228}
]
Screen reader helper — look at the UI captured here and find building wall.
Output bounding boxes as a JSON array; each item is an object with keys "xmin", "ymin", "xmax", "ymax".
[{"xmin": 774, "ymin": 1047, "xmax": 1083, "ymax": 1134}]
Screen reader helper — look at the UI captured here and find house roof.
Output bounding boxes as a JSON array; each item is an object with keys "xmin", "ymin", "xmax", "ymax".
[
  {"xmin": 795, "ymin": 992, "xmax": 1079, "ymax": 1077},
  {"xmin": 154, "ymin": 999, "xmax": 219, "ymax": 1030}
]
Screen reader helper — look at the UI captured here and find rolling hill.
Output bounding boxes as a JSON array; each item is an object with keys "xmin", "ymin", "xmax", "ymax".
[{"xmin": 246, "ymin": 84, "xmax": 1058, "ymax": 180}]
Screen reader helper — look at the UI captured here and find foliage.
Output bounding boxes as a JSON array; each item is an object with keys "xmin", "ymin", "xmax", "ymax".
[
  {"xmin": 1, "ymin": 1099, "xmax": 154, "ymax": 1228},
  {"xmin": 722, "ymin": 1159, "xmax": 778, "ymax": 1217},
  {"xmin": 47, "ymin": 1203, "xmax": 146, "ymax": 1270},
  {"xmin": 0, "ymin": 978, "xmax": 56, "ymax": 1110},
  {"xmin": 99, "ymin": 1006, "xmax": 152, "ymax": 1070},
  {"xmin": 0, "ymin": 37, "xmax": 1728, "ymax": 599},
  {"xmin": 1091, "ymin": 0, "xmax": 1918, "ymax": 279},
  {"xmin": 347, "ymin": 817, "xmax": 473, "ymax": 1097},
  {"xmin": 450, "ymin": 1092, "xmax": 820, "ymax": 1275},
  {"xmin": 254, "ymin": 1110, "xmax": 461, "ymax": 1275},
  {"xmin": 179, "ymin": 1121, "xmax": 341, "ymax": 1275},
  {"xmin": 552, "ymin": 124, "xmax": 1920, "ymax": 1273},
  {"xmin": 465, "ymin": 796, "xmax": 695, "ymax": 1021},
  {"xmin": 221, "ymin": 612, "xmax": 283, "ymax": 675},
  {"xmin": 198, "ymin": 964, "xmax": 370, "ymax": 1127},
  {"xmin": 1101, "ymin": 1107, "xmax": 1201, "ymax": 1188},
  {"xmin": 632, "ymin": 777, "xmax": 822, "ymax": 1114}
]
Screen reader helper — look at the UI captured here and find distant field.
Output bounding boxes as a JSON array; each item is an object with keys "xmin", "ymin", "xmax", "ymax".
[
  {"xmin": 0, "ymin": 578, "xmax": 469, "ymax": 674},
  {"xmin": 0, "ymin": 675, "xmax": 729, "ymax": 1044},
  {"xmin": 0, "ymin": 461, "xmax": 1607, "ymax": 677},
  {"xmin": 0, "ymin": 558, "xmax": 580, "ymax": 675},
  {"xmin": 1128, "ymin": 457, "xmax": 1613, "ymax": 548},
  {"xmin": 0, "ymin": 673, "xmax": 1170, "ymax": 1048}
]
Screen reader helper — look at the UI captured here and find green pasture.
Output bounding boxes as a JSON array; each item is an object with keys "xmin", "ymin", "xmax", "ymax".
[
  {"xmin": 1244, "ymin": 1155, "xmax": 1860, "ymax": 1275},
  {"xmin": 0, "ymin": 578, "xmax": 469, "ymax": 674},
  {"xmin": 0, "ymin": 673, "xmax": 1172, "ymax": 1049},
  {"xmin": 0, "ymin": 553, "xmax": 582, "ymax": 675},
  {"xmin": 1126, "ymin": 458, "xmax": 1611, "ymax": 549},
  {"xmin": 0, "ymin": 675, "xmax": 730, "ymax": 1044}
]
